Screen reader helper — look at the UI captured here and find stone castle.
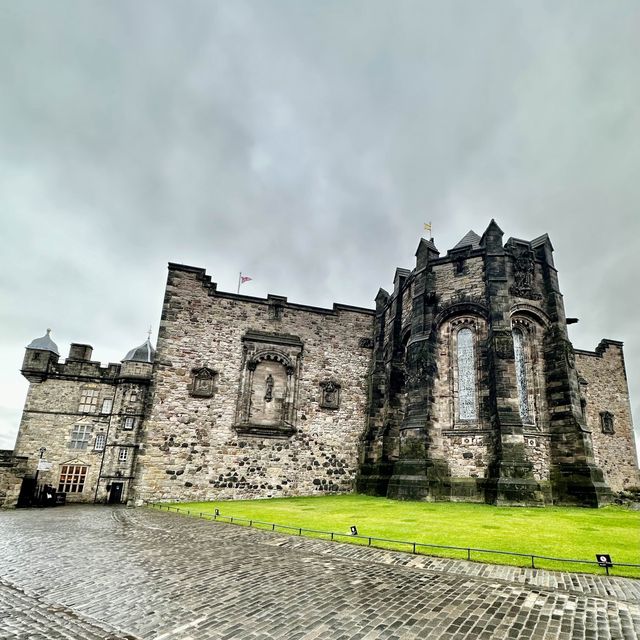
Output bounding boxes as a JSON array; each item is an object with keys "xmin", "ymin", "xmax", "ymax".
[{"xmin": 2, "ymin": 221, "xmax": 638, "ymax": 508}]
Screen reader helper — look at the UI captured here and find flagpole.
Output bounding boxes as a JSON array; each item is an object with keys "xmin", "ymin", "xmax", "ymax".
[{"xmin": 237, "ymin": 272, "xmax": 241, "ymax": 294}]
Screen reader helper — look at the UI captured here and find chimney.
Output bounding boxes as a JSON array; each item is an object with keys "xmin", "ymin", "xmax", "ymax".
[{"xmin": 68, "ymin": 343, "xmax": 93, "ymax": 361}]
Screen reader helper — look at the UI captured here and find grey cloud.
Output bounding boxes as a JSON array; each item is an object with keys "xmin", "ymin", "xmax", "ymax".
[{"xmin": 0, "ymin": 0, "xmax": 638, "ymax": 455}]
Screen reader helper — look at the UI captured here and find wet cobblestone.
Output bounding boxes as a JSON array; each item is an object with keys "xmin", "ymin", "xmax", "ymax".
[{"xmin": 0, "ymin": 506, "xmax": 638, "ymax": 639}]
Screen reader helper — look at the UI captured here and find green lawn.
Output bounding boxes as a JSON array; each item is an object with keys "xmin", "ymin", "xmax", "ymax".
[{"xmin": 152, "ymin": 494, "xmax": 640, "ymax": 577}]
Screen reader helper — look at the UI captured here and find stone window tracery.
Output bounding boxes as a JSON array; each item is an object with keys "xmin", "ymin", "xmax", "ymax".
[
  {"xmin": 512, "ymin": 328, "xmax": 531, "ymax": 424},
  {"xmin": 456, "ymin": 326, "xmax": 477, "ymax": 420}
]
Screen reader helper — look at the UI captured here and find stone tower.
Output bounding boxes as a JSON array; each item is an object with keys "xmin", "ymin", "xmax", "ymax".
[{"xmin": 358, "ymin": 220, "xmax": 622, "ymax": 506}]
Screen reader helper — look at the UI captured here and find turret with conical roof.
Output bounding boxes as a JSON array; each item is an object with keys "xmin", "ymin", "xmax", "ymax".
[
  {"xmin": 120, "ymin": 337, "xmax": 155, "ymax": 379},
  {"xmin": 122, "ymin": 338, "xmax": 155, "ymax": 364},
  {"xmin": 22, "ymin": 329, "xmax": 60, "ymax": 381}
]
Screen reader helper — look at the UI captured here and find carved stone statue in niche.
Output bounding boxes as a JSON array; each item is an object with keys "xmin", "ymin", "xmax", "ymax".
[
  {"xmin": 189, "ymin": 367, "xmax": 217, "ymax": 398},
  {"xmin": 320, "ymin": 380, "xmax": 341, "ymax": 409},
  {"xmin": 235, "ymin": 331, "xmax": 303, "ymax": 437},
  {"xmin": 510, "ymin": 245, "xmax": 541, "ymax": 299},
  {"xmin": 600, "ymin": 411, "xmax": 615, "ymax": 434},
  {"xmin": 264, "ymin": 374, "xmax": 274, "ymax": 402}
]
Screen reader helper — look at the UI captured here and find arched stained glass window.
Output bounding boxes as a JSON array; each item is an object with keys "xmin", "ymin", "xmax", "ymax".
[
  {"xmin": 512, "ymin": 328, "xmax": 531, "ymax": 423},
  {"xmin": 457, "ymin": 328, "xmax": 477, "ymax": 420}
]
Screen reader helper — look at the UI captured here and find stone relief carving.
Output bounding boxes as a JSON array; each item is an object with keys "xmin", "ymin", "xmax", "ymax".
[
  {"xmin": 320, "ymin": 380, "xmax": 341, "ymax": 409},
  {"xmin": 600, "ymin": 411, "xmax": 615, "ymax": 434},
  {"xmin": 509, "ymin": 245, "xmax": 542, "ymax": 299},
  {"xmin": 564, "ymin": 341, "xmax": 576, "ymax": 369},
  {"xmin": 189, "ymin": 367, "xmax": 217, "ymax": 398},
  {"xmin": 493, "ymin": 331, "xmax": 515, "ymax": 360}
]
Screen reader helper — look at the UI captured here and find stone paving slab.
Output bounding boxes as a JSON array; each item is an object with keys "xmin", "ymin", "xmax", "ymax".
[
  {"xmin": 0, "ymin": 506, "xmax": 638, "ymax": 640},
  {"xmin": 0, "ymin": 577, "xmax": 135, "ymax": 640},
  {"xmin": 159, "ymin": 508, "xmax": 640, "ymax": 603}
]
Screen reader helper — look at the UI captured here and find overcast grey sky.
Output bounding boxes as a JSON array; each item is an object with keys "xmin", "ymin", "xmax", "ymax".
[{"xmin": 1, "ymin": 1, "xmax": 638, "ymax": 455}]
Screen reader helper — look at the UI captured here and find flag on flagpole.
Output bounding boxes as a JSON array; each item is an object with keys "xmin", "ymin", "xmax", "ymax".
[
  {"xmin": 424, "ymin": 222, "xmax": 432, "ymax": 238},
  {"xmin": 237, "ymin": 272, "xmax": 253, "ymax": 293}
]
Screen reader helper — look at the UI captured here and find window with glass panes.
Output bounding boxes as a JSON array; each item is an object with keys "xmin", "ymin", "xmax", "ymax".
[
  {"xmin": 94, "ymin": 433, "xmax": 106, "ymax": 451},
  {"xmin": 69, "ymin": 425, "xmax": 91, "ymax": 449},
  {"xmin": 118, "ymin": 448, "xmax": 128, "ymax": 462},
  {"xmin": 123, "ymin": 416, "xmax": 135, "ymax": 430},
  {"xmin": 58, "ymin": 465, "xmax": 88, "ymax": 493},
  {"xmin": 101, "ymin": 398, "xmax": 113, "ymax": 414},
  {"xmin": 456, "ymin": 327, "xmax": 477, "ymax": 420},
  {"xmin": 78, "ymin": 389, "xmax": 99, "ymax": 413}
]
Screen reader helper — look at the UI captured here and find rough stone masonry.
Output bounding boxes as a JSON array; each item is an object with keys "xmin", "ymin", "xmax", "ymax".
[{"xmin": 4, "ymin": 220, "xmax": 639, "ymax": 508}]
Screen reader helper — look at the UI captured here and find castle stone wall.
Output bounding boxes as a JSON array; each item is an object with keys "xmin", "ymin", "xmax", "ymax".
[
  {"xmin": 576, "ymin": 342, "xmax": 640, "ymax": 492},
  {"xmin": 132, "ymin": 265, "xmax": 374, "ymax": 504},
  {"xmin": 0, "ymin": 451, "xmax": 28, "ymax": 508}
]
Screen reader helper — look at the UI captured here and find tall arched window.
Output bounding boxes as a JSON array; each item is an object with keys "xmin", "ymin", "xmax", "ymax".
[
  {"xmin": 457, "ymin": 328, "xmax": 477, "ymax": 420},
  {"xmin": 512, "ymin": 328, "xmax": 531, "ymax": 423}
]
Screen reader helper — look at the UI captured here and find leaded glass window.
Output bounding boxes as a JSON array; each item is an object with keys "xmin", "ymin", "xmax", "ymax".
[
  {"xmin": 94, "ymin": 433, "xmax": 106, "ymax": 451},
  {"xmin": 457, "ymin": 328, "xmax": 477, "ymax": 420},
  {"xmin": 58, "ymin": 465, "xmax": 87, "ymax": 493},
  {"xmin": 78, "ymin": 389, "xmax": 99, "ymax": 413},
  {"xmin": 69, "ymin": 425, "xmax": 91, "ymax": 449},
  {"xmin": 512, "ymin": 328, "xmax": 531, "ymax": 423}
]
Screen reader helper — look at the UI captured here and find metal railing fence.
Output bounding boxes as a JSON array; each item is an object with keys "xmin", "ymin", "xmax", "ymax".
[{"xmin": 146, "ymin": 502, "xmax": 640, "ymax": 577}]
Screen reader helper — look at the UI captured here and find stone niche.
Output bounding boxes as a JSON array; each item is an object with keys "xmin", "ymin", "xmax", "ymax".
[
  {"xmin": 319, "ymin": 380, "xmax": 341, "ymax": 409},
  {"xmin": 235, "ymin": 330, "xmax": 303, "ymax": 437},
  {"xmin": 189, "ymin": 367, "xmax": 217, "ymax": 398}
]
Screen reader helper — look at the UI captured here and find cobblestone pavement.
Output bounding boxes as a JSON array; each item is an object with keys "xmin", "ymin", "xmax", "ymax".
[{"xmin": 0, "ymin": 507, "xmax": 638, "ymax": 640}]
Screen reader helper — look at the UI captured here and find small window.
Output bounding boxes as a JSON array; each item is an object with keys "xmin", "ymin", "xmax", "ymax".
[
  {"xmin": 94, "ymin": 433, "xmax": 106, "ymax": 451},
  {"xmin": 122, "ymin": 417, "xmax": 135, "ymax": 431},
  {"xmin": 130, "ymin": 391, "xmax": 138, "ymax": 402},
  {"xmin": 58, "ymin": 465, "xmax": 88, "ymax": 493},
  {"xmin": 78, "ymin": 389, "xmax": 99, "ymax": 413},
  {"xmin": 69, "ymin": 425, "xmax": 91, "ymax": 449},
  {"xmin": 101, "ymin": 398, "xmax": 113, "ymax": 414},
  {"xmin": 118, "ymin": 448, "xmax": 128, "ymax": 462}
]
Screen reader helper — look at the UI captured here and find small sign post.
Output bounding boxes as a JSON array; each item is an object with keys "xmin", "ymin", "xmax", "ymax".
[
  {"xmin": 350, "ymin": 525, "xmax": 358, "ymax": 536},
  {"xmin": 37, "ymin": 460, "xmax": 52, "ymax": 472},
  {"xmin": 596, "ymin": 554, "xmax": 613, "ymax": 575}
]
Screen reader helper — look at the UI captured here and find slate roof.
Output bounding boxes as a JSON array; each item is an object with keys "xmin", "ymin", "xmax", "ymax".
[
  {"xmin": 122, "ymin": 338, "xmax": 155, "ymax": 363},
  {"xmin": 452, "ymin": 230, "xmax": 481, "ymax": 251},
  {"xmin": 27, "ymin": 329, "xmax": 59, "ymax": 355}
]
